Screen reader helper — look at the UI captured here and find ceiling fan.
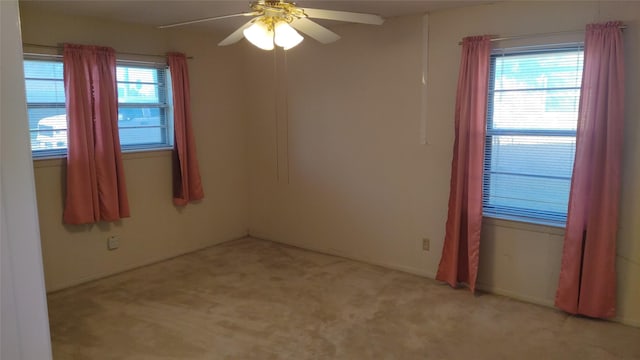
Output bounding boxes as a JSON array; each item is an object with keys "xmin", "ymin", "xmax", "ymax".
[{"xmin": 158, "ymin": 0, "xmax": 385, "ymax": 50}]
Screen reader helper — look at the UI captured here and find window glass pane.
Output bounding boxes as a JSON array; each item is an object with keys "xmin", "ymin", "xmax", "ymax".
[
  {"xmin": 31, "ymin": 114, "xmax": 67, "ymax": 151},
  {"xmin": 484, "ymin": 48, "xmax": 583, "ymax": 225},
  {"xmin": 119, "ymin": 127, "xmax": 166, "ymax": 146},
  {"xmin": 489, "ymin": 135, "xmax": 576, "ymax": 177},
  {"xmin": 485, "ymin": 173, "xmax": 572, "ymax": 215},
  {"xmin": 118, "ymin": 107, "xmax": 169, "ymax": 148},
  {"xmin": 25, "ymin": 79, "xmax": 66, "ymax": 103},
  {"xmin": 24, "ymin": 59, "xmax": 65, "ymax": 103},
  {"xmin": 117, "ymin": 66, "xmax": 160, "ymax": 103},
  {"xmin": 494, "ymin": 51, "xmax": 583, "ymax": 91},
  {"xmin": 492, "ymin": 89, "xmax": 580, "ymax": 130},
  {"xmin": 28, "ymin": 107, "xmax": 66, "ymax": 131},
  {"xmin": 118, "ymin": 107, "xmax": 164, "ymax": 127},
  {"xmin": 24, "ymin": 60, "xmax": 63, "ymax": 79}
]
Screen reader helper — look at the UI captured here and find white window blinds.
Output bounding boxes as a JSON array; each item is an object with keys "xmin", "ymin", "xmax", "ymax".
[
  {"xmin": 483, "ymin": 45, "xmax": 584, "ymax": 226},
  {"xmin": 23, "ymin": 56, "xmax": 173, "ymax": 158}
]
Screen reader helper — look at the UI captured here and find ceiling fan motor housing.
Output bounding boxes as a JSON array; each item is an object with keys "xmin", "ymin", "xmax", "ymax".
[{"xmin": 251, "ymin": 0, "xmax": 307, "ymax": 29}]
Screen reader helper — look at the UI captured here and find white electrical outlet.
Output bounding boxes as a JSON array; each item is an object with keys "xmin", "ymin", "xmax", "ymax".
[
  {"xmin": 422, "ymin": 238, "xmax": 430, "ymax": 251},
  {"xmin": 107, "ymin": 235, "xmax": 120, "ymax": 250}
]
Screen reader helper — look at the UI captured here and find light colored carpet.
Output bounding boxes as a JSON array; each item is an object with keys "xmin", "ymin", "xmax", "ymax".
[{"xmin": 48, "ymin": 237, "xmax": 640, "ymax": 359}]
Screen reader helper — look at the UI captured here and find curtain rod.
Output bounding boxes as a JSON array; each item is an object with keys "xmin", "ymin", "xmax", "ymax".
[
  {"xmin": 22, "ymin": 42, "xmax": 194, "ymax": 60},
  {"xmin": 23, "ymin": 53, "xmax": 170, "ymax": 67},
  {"xmin": 458, "ymin": 25, "xmax": 627, "ymax": 45}
]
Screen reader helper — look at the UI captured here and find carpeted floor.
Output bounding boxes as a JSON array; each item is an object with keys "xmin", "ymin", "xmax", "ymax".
[{"xmin": 47, "ymin": 237, "xmax": 640, "ymax": 359}]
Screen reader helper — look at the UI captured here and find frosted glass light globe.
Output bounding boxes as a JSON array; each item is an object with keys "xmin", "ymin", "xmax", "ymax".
[
  {"xmin": 274, "ymin": 22, "xmax": 303, "ymax": 50},
  {"xmin": 243, "ymin": 22, "xmax": 274, "ymax": 51}
]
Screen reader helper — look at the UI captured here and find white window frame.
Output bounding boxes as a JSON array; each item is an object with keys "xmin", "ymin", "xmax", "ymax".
[
  {"xmin": 482, "ymin": 45, "xmax": 584, "ymax": 227},
  {"xmin": 23, "ymin": 55, "xmax": 173, "ymax": 159},
  {"xmin": 116, "ymin": 60, "xmax": 174, "ymax": 153},
  {"xmin": 24, "ymin": 55, "xmax": 67, "ymax": 158}
]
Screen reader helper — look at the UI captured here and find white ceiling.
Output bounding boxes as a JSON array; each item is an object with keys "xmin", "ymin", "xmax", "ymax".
[{"xmin": 20, "ymin": 0, "xmax": 496, "ymax": 33}]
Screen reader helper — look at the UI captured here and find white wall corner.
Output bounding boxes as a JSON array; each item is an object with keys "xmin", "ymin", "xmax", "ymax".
[{"xmin": 1, "ymin": 0, "xmax": 53, "ymax": 358}]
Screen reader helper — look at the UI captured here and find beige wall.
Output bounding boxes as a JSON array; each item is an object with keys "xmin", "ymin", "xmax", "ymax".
[
  {"xmin": 19, "ymin": 5, "xmax": 249, "ymax": 292},
  {"xmin": 247, "ymin": 1, "xmax": 640, "ymax": 326}
]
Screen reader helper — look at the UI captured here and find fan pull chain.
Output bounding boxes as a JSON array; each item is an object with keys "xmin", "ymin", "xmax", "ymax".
[
  {"xmin": 273, "ymin": 48, "xmax": 291, "ymax": 184},
  {"xmin": 273, "ymin": 48, "xmax": 280, "ymax": 181},
  {"xmin": 283, "ymin": 50, "xmax": 290, "ymax": 185}
]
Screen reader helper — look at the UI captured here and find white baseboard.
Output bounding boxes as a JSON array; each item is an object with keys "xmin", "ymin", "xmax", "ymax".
[
  {"xmin": 475, "ymin": 282, "xmax": 640, "ymax": 327},
  {"xmin": 47, "ymin": 233, "xmax": 249, "ymax": 293},
  {"xmin": 248, "ymin": 233, "xmax": 436, "ymax": 279},
  {"xmin": 614, "ymin": 316, "xmax": 640, "ymax": 328},
  {"xmin": 247, "ymin": 233, "xmax": 640, "ymax": 328},
  {"xmin": 50, "ymin": 232, "xmax": 640, "ymax": 328},
  {"xmin": 475, "ymin": 282, "xmax": 555, "ymax": 308}
]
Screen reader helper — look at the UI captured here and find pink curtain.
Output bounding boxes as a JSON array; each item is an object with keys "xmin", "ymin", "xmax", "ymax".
[
  {"xmin": 63, "ymin": 44, "xmax": 130, "ymax": 225},
  {"xmin": 167, "ymin": 52, "xmax": 204, "ymax": 206},
  {"xmin": 555, "ymin": 22, "xmax": 625, "ymax": 319},
  {"xmin": 436, "ymin": 36, "xmax": 492, "ymax": 292}
]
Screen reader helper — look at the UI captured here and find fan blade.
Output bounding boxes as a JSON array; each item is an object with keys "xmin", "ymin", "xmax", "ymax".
[
  {"xmin": 218, "ymin": 20, "xmax": 255, "ymax": 46},
  {"xmin": 301, "ymin": 8, "xmax": 384, "ymax": 25},
  {"xmin": 158, "ymin": 12, "xmax": 259, "ymax": 29},
  {"xmin": 290, "ymin": 18, "xmax": 340, "ymax": 44}
]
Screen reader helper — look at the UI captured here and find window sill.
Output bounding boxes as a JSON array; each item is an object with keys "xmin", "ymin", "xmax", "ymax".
[
  {"xmin": 482, "ymin": 215, "xmax": 565, "ymax": 236},
  {"xmin": 122, "ymin": 147, "xmax": 173, "ymax": 160},
  {"xmin": 33, "ymin": 148, "xmax": 172, "ymax": 168}
]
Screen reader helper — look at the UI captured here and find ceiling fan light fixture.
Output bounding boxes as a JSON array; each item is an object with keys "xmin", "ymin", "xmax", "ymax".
[
  {"xmin": 274, "ymin": 21, "xmax": 303, "ymax": 50},
  {"xmin": 243, "ymin": 21, "xmax": 274, "ymax": 50},
  {"xmin": 170, "ymin": 1, "xmax": 385, "ymax": 49}
]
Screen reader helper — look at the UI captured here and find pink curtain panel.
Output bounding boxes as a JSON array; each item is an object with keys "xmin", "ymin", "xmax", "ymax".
[
  {"xmin": 436, "ymin": 35, "xmax": 492, "ymax": 293},
  {"xmin": 167, "ymin": 52, "xmax": 204, "ymax": 206},
  {"xmin": 63, "ymin": 44, "xmax": 130, "ymax": 225},
  {"xmin": 555, "ymin": 21, "xmax": 625, "ymax": 319}
]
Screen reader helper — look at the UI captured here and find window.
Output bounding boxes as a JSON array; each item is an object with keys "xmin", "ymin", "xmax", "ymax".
[
  {"xmin": 23, "ymin": 57, "xmax": 173, "ymax": 158},
  {"xmin": 24, "ymin": 59, "xmax": 67, "ymax": 156},
  {"xmin": 116, "ymin": 62, "xmax": 173, "ymax": 151},
  {"xmin": 483, "ymin": 46, "xmax": 584, "ymax": 226}
]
